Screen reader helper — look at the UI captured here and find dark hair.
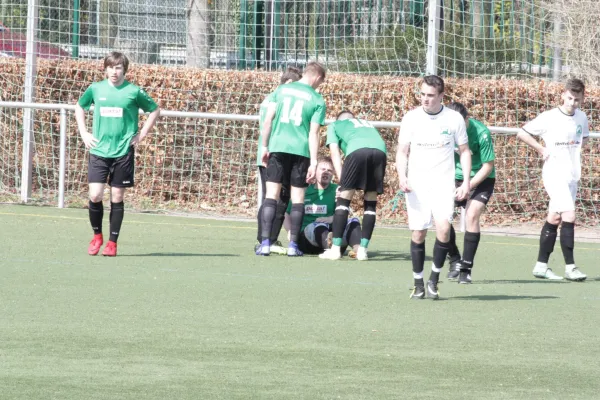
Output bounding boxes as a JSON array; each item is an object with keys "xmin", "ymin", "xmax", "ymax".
[
  {"xmin": 565, "ymin": 78, "xmax": 585, "ymax": 95},
  {"xmin": 280, "ymin": 66, "xmax": 302, "ymax": 84},
  {"xmin": 336, "ymin": 110, "xmax": 354, "ymax": 120},
  {"xmin": 422, "ymin": 75, "xmax": 445, "ymax": 94},
  {"xmin": 318, "ymin": 156, "xmax": 334, "ymax": 166},
  {"xmin": 446, "ymin": 102, "xmax": 468, "ymax": 119},
  {"xmin": 104, "ymin": 51, "xmax": 129, "ymax": 73},
  {"xmin": 304, "ymin": 61, "xmax": 326, "ymax": 79}
]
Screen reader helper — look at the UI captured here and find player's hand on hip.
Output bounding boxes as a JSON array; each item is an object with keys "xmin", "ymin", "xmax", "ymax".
[
  {"xmin": 541, "ymin": 147, "xmax": 551, "ymax": 161},
  {"xmin": 306, "ymin": 164, "xmax": 317, "ymax": 183},
  {"xmin": 81, "ymin": 132, "xmax": 98, "ymax": 149},
  {"xmin": 261, "ymin": 149, "xmax": 269, "ymax": 167},
  {"xmin": 399, "ymin": 176, "xmax": 411, "ymax": 193}
]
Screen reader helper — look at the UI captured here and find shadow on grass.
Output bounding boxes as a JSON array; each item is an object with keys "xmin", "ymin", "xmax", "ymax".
[
  {"xmin": 476, "ymin": 279, "xmax": 568, "ymax": 285},
  {"xmin": 450, "ymin": 295, "xmax": 559, "ymax": 301},
  {"xmin": 121, "ymin": 253, "xmax": 239, "ymax": 257},
  {"xmin": 367, "ymin": 251, "xmax": 433, "ymax": 262}
]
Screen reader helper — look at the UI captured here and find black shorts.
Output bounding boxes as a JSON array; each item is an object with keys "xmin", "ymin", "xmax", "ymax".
[
  {"xmin": 455, "ymin": 177, "xmax": 495, "ymax": 208},
  {"xmin": 340, "ymin": 148, "xmax": 387, "ymax": 194},
  {"xmin": 298, "ymin": 231, "xmax": 324, "ymax": 255},
  {"xmin": 258, "ymin": 166, "xmax": 291, "ymax": 202},
  {"xmin": 266, "ymin": 152, "xmax": 310, "ymax": 188},
  {"xmin": 88, "ymin": 146, "xmax": 135, "ymax": 187}
]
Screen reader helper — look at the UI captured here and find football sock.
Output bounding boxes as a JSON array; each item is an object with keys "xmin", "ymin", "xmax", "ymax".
[
  {"xmin": 314, "ymin": 225, "xmax": 330, "ymax": 249},
  {"xmin": 560, "ymin": 222, "xmax": 575, "ymax": 265},
  {"xmin": 270, "ymin": 196, "xmax": 290, "ymax": 243},
  {"xmin": 462, "ymin": 231, "xmax": 481, "ymax": 270},
  {"xmin": 332, "ymin": 198, "xmax": 351, "ymax": 246},
  {"xmin": 289, "ymin": 203, "xmax": 305, "ymax": 243},
  {"xmin": 345, "ymin": 219, "xmax": 362, "ymax": 247},
  {"xmin": 260, "ymin": 198, "xmax": 277, "ymax": 242},
  {"xmin": 411, "ymin": 240, "xmax": 425, "ymax": 287},
  {"xmin": 537, "ymin": 221, "xmax": 558, "ymax": 263},
  {"xmin": 430, "ymin": 239, "xmax": 450, "ymax": 283},
  {"xmin": 256, "ymin": 203, "xmax": 264, "ymax": 242},
  {"xmin": 448, "ymin": 225, "xmax": 461, "ymax": 262},
  {"xmin": 108, "ymin": 201, "xmax": 124, "ymax": 242},
  {"xmin": 361, "ymin": 200, "xmax": 377, "ymax": 248},
  {"xmin": 88, "ymin": 200, "xmax": 103, "ymax": 234}
]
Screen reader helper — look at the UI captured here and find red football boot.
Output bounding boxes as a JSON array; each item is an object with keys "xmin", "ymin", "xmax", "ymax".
[
  {"xmin": 88, "ymin": 234, "xmax": 103, "ymax": 256},
  {"xmin": 102, "ymin": 241, "xmax": 117, "ymax": 257}
]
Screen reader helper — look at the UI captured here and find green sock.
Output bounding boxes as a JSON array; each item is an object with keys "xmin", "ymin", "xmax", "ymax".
[
  {"xmin": 333, "ymin": 237, "xmax": 343, "ymax": 246},
  {"xmin": 360, "ymin": 238, "xmax": 370, "ymax": 248}
]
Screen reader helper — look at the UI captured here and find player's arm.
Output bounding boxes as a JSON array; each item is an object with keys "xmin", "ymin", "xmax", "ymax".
[
  {"xmin": 132, "ymin": 107, "xmax": 161, "ymax": 146},
  {"xmin": 328, "ymin": 143, "xmax": 343, "ymax": 180},
  {"xmin": 75, "ymin": 87, "xmax": 98, "ymax": 149},
  {"xmin": 471, "ymin": 128, "xmax": 495, "ymax": 188},
  {"xmin": 516, "ymin": 128, "xmax": 549, "ymax": 160},
  {"xmin": 455, "ymin": 143, "xmax": 472, "ymax": 200},
  {"xmin": 306, "ymin": 101, "xmax": 326, "ymax": 183},
  {"xmin": 396, "ymin": 125, "xmax": 411, "ymax": 192},
  {"xmin": 260, "ymin": 103, "xmax": 277, "ymax": 166},
  {"xmin": 471, "ymin": 161, "xmax": 494, "ymax": 189}
]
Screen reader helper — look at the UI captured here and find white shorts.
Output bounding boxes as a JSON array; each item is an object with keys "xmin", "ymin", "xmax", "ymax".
[
  {"xmin": 405, "ymin": 188, "xmax": 454, "ymax": 231},
  {"xmin": 544, "ymin": 179, "xmax": 578, "ymax": 213}
]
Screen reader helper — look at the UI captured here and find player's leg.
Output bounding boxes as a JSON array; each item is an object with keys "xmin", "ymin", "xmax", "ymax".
[
  {"xmin": 302, "ymin": 222, "xmax": 331, "ymax": 254},
  {"xmin": 406, "ymin": 191, "xmax": 431, "ymax": 299},
  {"xmin": 257, "ymin": 153, "xmax": 285, "ymax": 255},
  {"xmin": 319, "ymin": 188, "xmax": 354, "ymax": 260},
  {"xmin": 357, "ymin": 192, "xmax": 378, "ymax": 260},
  {"xmin": 87, "ymin": 154, "xmax": 110, "ymax": 255},
  {"xmin": 102, "ymin": 147, "xmax": 134, "ymax": 257},
  {"xmin": 425, "ymin": 187, "xmax": 454, "ymax": 299},
  {"xmin": 256, "ymin": 166, "xmax": 267, "ymax": 246},
  {"xmin": 269, "ymin": 181, "xmax": 291, "ymax": 255},
  {"xmin": 343, "ymin": 218, "xmax": 362, "ymax": 258},
  {"xmin": 561, "ymin": 182, "xmax": 585, "ymax": 281},
  {"xmin": 447, "ymin": 180, "xmax": 465, "ymax": 280},
  {"xmin": 286, "ymin": 155, "xmax": 311, "ymax": 257},
  {"xmin": 458, "ymin": 177, "xmax": 495, "ymax": 284}
]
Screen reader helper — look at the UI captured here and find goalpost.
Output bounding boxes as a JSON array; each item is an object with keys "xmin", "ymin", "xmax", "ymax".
[{"xmin": 0, "ymin": 0, "xmax": 599, "ymax": 229}]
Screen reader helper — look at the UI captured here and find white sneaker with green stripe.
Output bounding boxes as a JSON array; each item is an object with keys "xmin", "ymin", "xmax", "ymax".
[
  {"xmin": 565, "ymin": 265, "xmax": 587, "ymax": 282},
  {"xmin": 532, "ymin": 262, "xmax": 563, "ymax": 280}
]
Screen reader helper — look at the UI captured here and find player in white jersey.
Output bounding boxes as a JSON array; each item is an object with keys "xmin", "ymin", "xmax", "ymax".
[
  {"xmin": 396, "ymin": 75, "xmax": 472, "ymax": 300},
  {"xmin": 517, "ymin": 78, "xmax": 590, "ymax": 281}
]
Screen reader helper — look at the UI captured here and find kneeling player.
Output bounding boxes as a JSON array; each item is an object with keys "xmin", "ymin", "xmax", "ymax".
[
  {"xmin": 319, "ymin": 111, "xmax": 387, "ymax": 261},
  {"xmin": 445, "ymin": 102, "xmax": 496, "ymax": 284},
  {"xmin": 284, "ymin": 157, "xmax": 362, "ymax": 256}
]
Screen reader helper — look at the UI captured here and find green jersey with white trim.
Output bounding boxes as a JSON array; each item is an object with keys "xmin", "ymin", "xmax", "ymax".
[
  {"xmin": 78, "ymin": 79, "xmax": 158, "ymax": 158},
  {"xmin": 287, "ymin": 183, "xmax": 337, "ymax": 231},
  {"xmin": 325, "ymin": 118, "xmax": 387, "ymax": 156},
  {"xmin": 455, "ymin": 118, "xmax": 496, "ymax": 180},
  {"xmin": 267, "ymin": 81, "xmax": 326, "ymax": 157}
]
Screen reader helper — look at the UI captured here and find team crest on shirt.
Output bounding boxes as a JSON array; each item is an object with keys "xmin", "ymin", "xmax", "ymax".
[
  {"xmin": 440, "ymin": 127, "xmax": 451, "ymax": 136},
  {"xmin": 576, "ymin": 125, "xmax": 583, "ymax": 136}
]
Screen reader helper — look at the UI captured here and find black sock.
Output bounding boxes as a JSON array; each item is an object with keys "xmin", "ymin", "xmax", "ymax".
[
  {"xmin": 361, "ymin": 200, "xmax": 377, "ymax": 248},
  {"xmin": 260, "ymin": 198, "xmax": 277, "ymax": 241},
  {"xmin": 109, "ymin": 201, "xmax": 124, "ymax": 243},
  {"xmin": 462, "ymin": 231, "xmax": 481, "ymax": 270},
  {"xmin": 270, "ymin": 196, "xmax": 289, "ymax": 243},
  {"xmin": 430, "ymin": 239, "xmax": 450, "ymax": 283},
  {"xmin": 560, "ymin": 222, "xmax": 575, "ymax": 265},
  {"xmin": 89, "ymin": 200, "xmax": 103, "ymax": 234},
  {"xmin": 256, "ymin": 203, "xmax": 264, "ymax": 242},
  {"xmin": 332, "ymin": 198, "xmax": 351, "ymax": 246},
  {"xmin": 289, "ymin": 203, "xmax": 304, "ymax": 243},
  {"xmin": 448, "ymin": 225, "xmax": 461, "ymax": 262},
  {"xmin": 345, "ymin": 220, "xmax": 362, "ymax": 247},
  {"xmin": 314, "ymin": 225, "xmax": 330, "ymax": 248},
  {"xmin": 537, "ymin": 221, "xmax": 558, "ymax": 263},
  {"xmin": 410, "ymin": 240, "xmax": 425, "ymax": 287}
]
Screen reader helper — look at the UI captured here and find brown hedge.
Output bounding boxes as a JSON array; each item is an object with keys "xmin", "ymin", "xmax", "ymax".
[{"xmin": 1, "ymin": 58, "xmax": 599, "ymax": 227}]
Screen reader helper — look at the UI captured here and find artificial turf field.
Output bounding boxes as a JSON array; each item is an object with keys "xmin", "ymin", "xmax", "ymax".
[{"xmin": 1, "ymin": 204, "xmax": 600, "ymax": 400}]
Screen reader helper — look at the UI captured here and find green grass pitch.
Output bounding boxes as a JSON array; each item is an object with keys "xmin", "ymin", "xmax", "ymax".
[{"xmin": 1, "ymin": 204, "xmax": 600, "ymax": 399}]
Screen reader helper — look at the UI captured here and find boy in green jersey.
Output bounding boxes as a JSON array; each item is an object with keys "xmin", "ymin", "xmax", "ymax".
[
  {"xmin": 75, "ymin": 52, "xmax": 160, "ymax": 257},
  {"xmin": 320, "ymin": 110, "xmax": 387, "ymax": 261},
  {"xmin": 445, "ymin": 103, "xmax": 496, "ymax": 284},
  {"xmin": 283, "ymin": 157, "xmax": 362, "ymax": 255},
  {"xmin": 255, "ymin": 67, "xmax": 302, "ymax": 255},
  {"xmin": 257, "ymin": 61, "xmax": 327, "ymax": 257}
]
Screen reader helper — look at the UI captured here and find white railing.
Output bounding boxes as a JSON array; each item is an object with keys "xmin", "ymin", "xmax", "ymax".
[{"xmin": 2, "ymin": 101, "xmax": 599, "ymax": 209}]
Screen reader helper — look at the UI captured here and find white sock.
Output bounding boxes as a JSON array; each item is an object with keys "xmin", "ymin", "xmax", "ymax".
[
  {"xmin": 534, "ymin": 262, "xmax": 548, "ymax": 270},
  {"xmin": 566, "ymin": 264, "xmax": 576, "ymax": 272},
  {"xmin": 431, "ymin": 263, "xmax": 442, "ymax": 273},
  {"xmin": 330, "ymin": 244, "xmax": 341, "ymax": 254},
  {"xmin": 413, "ymin": 272, "xmax": 424, "ymax": 279}
]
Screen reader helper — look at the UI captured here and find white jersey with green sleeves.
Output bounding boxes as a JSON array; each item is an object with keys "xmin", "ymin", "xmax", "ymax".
[
  {"xmin": 256, "ymin": 93, "xmax": 275, "ymax": 166},
  {"xmin": 325, "ymin": 118, "xmax": 387, "ymax": 156},
  {"xmin": 78, "ymin": 79, "xmax": 158, "ymax": 158},
  {"xmin": 267, "ymin": 81, "xmax": 326, "ymax": 158}
]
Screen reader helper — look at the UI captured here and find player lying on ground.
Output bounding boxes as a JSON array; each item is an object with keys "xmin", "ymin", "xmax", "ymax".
[
  {"xmin": 283, "ymin": 157, "xmax": 362, "ymax": 256},
  {"xmin": 257, "ymin": 61, "xmax": 327, "ymax": 257},
  {"xmin": 445, "ymin": 102, "xmax": 496, "ymax": 284},
  {"xmin": 255, "ymin": 67, "xmax": 302, "ymax": 255},
  {"xmin": 319, "ymin": 111, "xmax": 387, "ymax": 261},
  {"xmin": 517, "ymin": 78, "xmax": 590, "ymax": 282},
  {"xmin": 396, "ymin": 75, "xmax": 471, "ymax": 300},
  {"xmin": 75, "ymin": 51, "xmax": 160, "ymax": 257}
]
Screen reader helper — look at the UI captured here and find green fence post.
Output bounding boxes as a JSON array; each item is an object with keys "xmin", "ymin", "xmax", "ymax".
[
  {"xmin": 72, "ymin": 0, "xmax": 80, "ymax": 58},
  {"xmin": 238, "ymin": 0, "xmax": 247, "ymax": 69}
]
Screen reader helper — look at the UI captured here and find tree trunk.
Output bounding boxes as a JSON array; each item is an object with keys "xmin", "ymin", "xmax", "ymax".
[{"xmin": 186, "ymin": 0, "xmax": 210, "ymax": 68}]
